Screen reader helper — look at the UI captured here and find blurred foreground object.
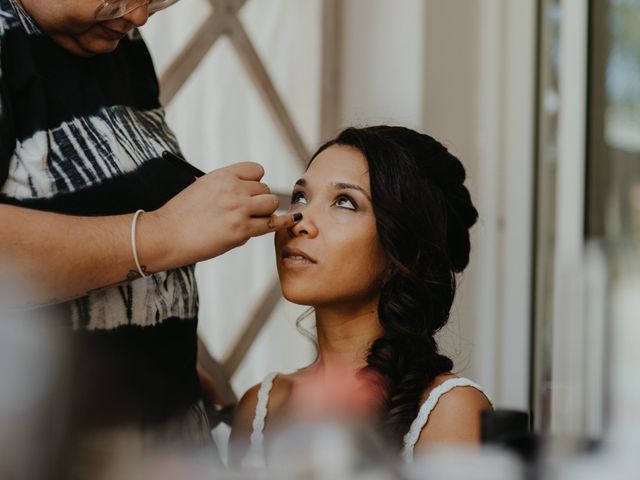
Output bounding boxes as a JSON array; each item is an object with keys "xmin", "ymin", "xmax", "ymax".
[
  {"xmin": 481, "ymin": 410, "xmax": 529, "ymax": 445},
  {"xmin": 0, "ymin": 297, "xmax": 70, "ymax": 479},
  {"xmin": 0, "ymin": 280, "xmax": 222, "ymax": 480},
  {"xmin": 482, "ymin": 410, "xmax": 541, "ymax": 464},
  {"xmin": 552, "ymin": 256, "xmax": 640, "ymax": 480},
  {"xmin": 267, "ymin": 421, "xmax": 398, "ymax": 480},
  {"xmin": 405, "ymin": 446, "xmax": 523, "ymax": 480}
]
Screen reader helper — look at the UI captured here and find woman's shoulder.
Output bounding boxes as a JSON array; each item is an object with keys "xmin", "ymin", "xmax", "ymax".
[
  {"xmin": 420, "ymin": 373, "xmax": 491, "ymax": 408},
  {"xmin": 228, "ymin": 372, "xmax": 295, "ymax": 466},
  {"xmin": 232, "ymin": 373, "xmax": 295, "ymax": 428},
  {"xmin": 265, "ymin": 372, "xmax": 296, "ymax": 414},
  {"xmin": 230, "ymin": 383, "xmax": 261, "ymax": 436},
  {"xmin": 414, "ymin": 373, "xmax": 492, "ymax": 445}
]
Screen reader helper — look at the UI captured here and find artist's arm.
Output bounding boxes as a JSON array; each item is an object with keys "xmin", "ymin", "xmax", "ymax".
[{"xmin": 0, "ymin": 162, "xmax": 296, "ymax": 306}]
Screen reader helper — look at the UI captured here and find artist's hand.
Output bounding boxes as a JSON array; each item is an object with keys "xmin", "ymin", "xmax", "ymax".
[{"xmin": 144, "ymin": 162, "xmax": 300, "ymax": 269}]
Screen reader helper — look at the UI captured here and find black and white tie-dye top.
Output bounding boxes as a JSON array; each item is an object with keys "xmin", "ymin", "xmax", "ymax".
[{"xmin": 0, "ymin": 0, "xmax": 204, "ymax": 426}]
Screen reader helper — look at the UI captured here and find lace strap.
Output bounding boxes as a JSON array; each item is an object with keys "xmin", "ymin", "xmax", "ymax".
[
  {"xmin": 243, "ymin": 372, "xmax": 278, "ymax": 469},
  {"xmin": 401, "ymin": 377, "xmax": 492, "ymax": 463}
]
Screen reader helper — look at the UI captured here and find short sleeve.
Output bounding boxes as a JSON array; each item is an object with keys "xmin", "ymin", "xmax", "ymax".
[{"xmin": 0, "ymin": 30, "xmax": 15, "ymax": 188}]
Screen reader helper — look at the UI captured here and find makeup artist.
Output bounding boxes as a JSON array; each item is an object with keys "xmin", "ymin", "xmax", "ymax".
[{"xmin": 0, "ymin": 0, "xmax": 298, "ymax": 458}]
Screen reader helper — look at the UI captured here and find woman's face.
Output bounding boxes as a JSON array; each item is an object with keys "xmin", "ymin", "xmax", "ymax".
[
  {"xmin": 20, "ymin": 0, "xmax": 150, "ymax": 56},
  {"xmin": 275, "ymin": 145, "xmax": 388, "ymax": 309}
]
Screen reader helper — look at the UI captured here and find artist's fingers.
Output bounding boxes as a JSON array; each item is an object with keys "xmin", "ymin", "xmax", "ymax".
[
  {"xmin": 246, "ymin": 212, "xmax": 303, "ymax": 237},
  {"xmin": 246, "ymin": 194, "xmax": 279, "ymax": 217},
  {"xmin": 242, "ymin": 181, "xmax": 271, "ymax": 197},
  {"xmin": 267, "ymin": 212, "xmax": 302, "ymax": 230},
  {"xmin": 225, "ymin": 162, "xmax": 265, "ymax": 181}
]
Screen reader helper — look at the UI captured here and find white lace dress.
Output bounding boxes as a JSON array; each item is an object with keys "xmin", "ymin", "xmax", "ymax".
[{"xmin": 241, "ymin": 373, "xmax": 492, "ymax": 468}]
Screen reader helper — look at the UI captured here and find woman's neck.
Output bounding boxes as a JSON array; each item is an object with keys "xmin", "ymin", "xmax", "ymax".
[{"xmin": 312, "ymin": 299, "xmax": 384, "ymax": 375}]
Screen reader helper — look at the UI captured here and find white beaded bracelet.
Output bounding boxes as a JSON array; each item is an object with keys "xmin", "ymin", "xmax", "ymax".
[{"xmin": 131, "ymin": 209, "xmax": 151, "ymax": 279}]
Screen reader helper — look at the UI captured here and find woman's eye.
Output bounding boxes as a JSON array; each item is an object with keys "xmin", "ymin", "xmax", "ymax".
[
  {"xmin": 291, "ymin": 191, "xmax": 307, "ymax": 205},
  {"xmin": 335, "ymin": 195, "xmax": 357, "ymax": 210}
]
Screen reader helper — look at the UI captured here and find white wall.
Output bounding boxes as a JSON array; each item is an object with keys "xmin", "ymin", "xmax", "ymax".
[
  {"xmin": 469, "ymin": 0, "xmax": 537, "ymax": 411},
  {"xmin": 340, "ymin": 0, "xmax": 426, "ymax": 129}
]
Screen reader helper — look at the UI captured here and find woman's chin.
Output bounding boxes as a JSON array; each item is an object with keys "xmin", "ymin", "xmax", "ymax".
[{"xmin": 281, "ymin": 287, "xmax": 321, "ymax": 307}]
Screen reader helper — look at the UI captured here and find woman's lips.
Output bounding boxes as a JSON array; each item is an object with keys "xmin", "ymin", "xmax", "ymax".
[
  {"xmin": 282, "ymin": 255, "xmax": 314, "ymax": 267},
  {"xmin": 281, "ymin": 247, "xmax": 316, "ymax": 267}
]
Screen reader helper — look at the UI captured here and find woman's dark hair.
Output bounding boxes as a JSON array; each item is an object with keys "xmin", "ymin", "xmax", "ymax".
[{"xmin": 310, "ymin": 125, "xmax": 478, "ymax": 447}]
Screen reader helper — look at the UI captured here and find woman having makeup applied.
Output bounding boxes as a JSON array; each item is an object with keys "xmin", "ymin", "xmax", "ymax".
[{"xmin": 229, "ymin": 125, "xmax": 492, "ymax": 467}]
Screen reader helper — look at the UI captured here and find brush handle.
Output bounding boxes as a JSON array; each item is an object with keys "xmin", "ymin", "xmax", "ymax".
[{"xmin": 162, "ymin": 150, "xmax": 206, "ymax": 178}]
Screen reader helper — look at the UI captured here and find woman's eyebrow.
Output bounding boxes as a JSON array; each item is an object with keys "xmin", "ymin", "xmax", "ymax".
[
  {"xmin": 331, "ymin": 182, "xmax": 371, "ymax": 201},
  {"xmin": 294, "ymin": 178, "xmax": 371, "ymax": 202}
]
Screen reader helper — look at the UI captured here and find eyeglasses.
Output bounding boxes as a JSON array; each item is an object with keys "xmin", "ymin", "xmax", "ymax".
[{"xmin": 95, "ymin": 0, "xmax": 181, "ymax": 21}]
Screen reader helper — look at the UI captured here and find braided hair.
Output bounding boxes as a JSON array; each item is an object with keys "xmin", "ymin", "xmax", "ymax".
[{"xmin": 310, "ymin": 126, "xmax": 478, "ymax": 447}]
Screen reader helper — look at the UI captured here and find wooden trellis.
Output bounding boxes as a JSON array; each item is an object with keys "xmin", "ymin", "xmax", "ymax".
[{"xmin": 159, "ymin": 0, "xmax": 343, "ymax": 417}]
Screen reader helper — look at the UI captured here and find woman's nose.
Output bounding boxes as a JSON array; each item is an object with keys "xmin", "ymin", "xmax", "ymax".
[
  {"xmin": 121, "ymin": 4, "xmax": 150, "ymax": 27},
  {"xmin": 289, "ymin": 209, "xmax": 318, "ymax": 238}
]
